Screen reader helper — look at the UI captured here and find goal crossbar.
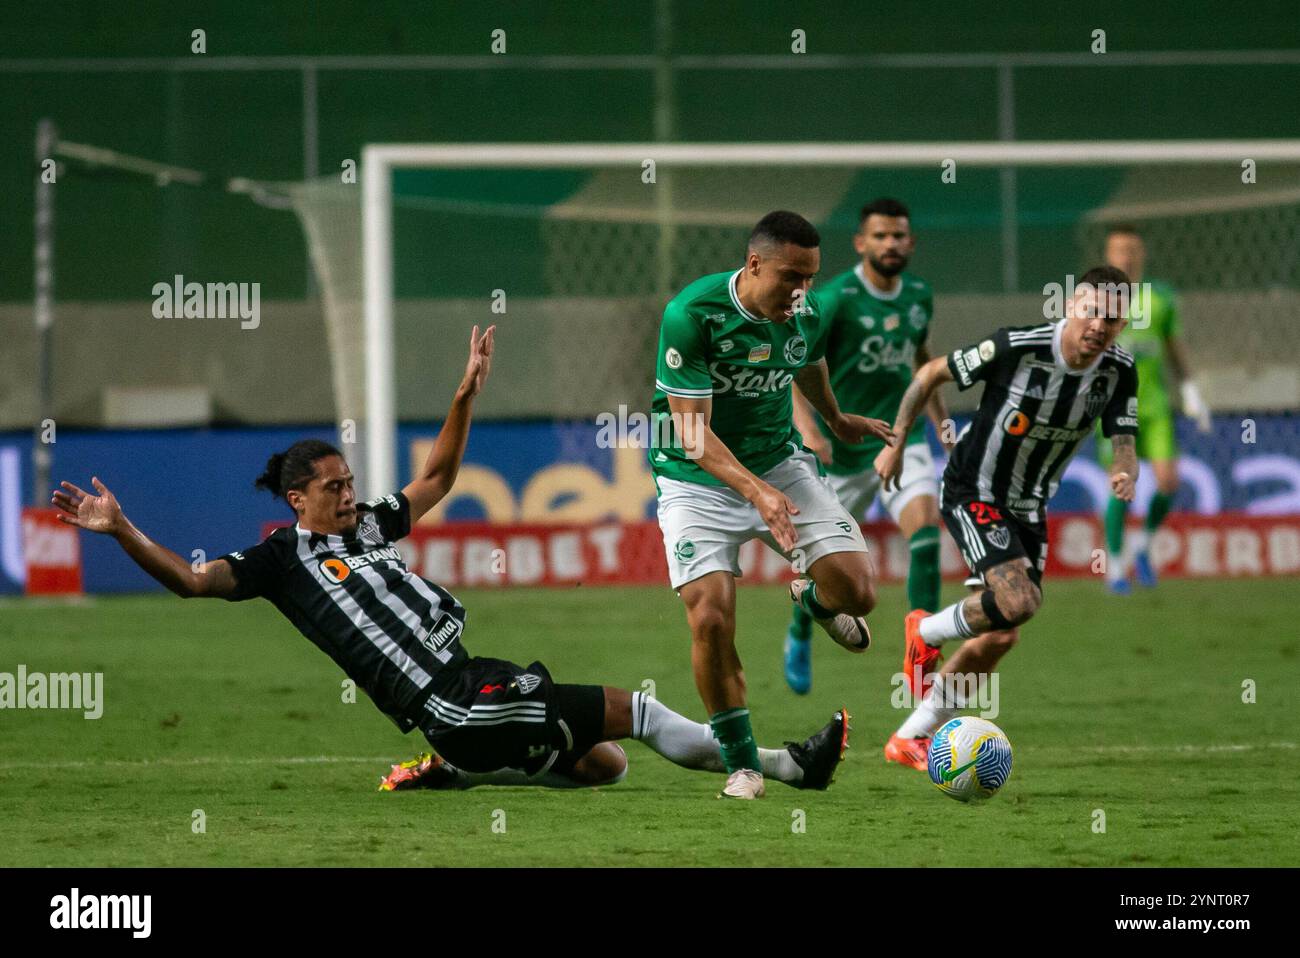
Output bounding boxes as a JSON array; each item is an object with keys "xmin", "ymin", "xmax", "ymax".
[{"xmin": 361, "ymin": 139, "xmax": 1300, "ymax": 495}]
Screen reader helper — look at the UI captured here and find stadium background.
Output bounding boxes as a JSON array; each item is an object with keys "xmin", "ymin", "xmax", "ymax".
[{"xmin": 3, "ymin": 1, "xmax": 1299, "ymax": 593}]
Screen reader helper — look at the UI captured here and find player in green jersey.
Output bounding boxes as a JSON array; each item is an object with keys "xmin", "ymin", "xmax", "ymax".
[
  {"xmin": 784, "ymin": 198, "xmax": 952, "ymax": 704},
  {"xmin": 652, "ymin": 211, "xmax": 895, "ymax": 799},
  {"xmin": 1099, "ymin": 224, "xmax": 1212, "ymax": 593}
]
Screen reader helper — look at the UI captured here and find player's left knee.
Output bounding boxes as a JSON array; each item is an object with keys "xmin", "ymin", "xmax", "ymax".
[
  {"xmin": 847, "ymin": 574, "xmax": 878, "ymax": 613},
  {"xmin": 836, "ymin": 576, "xmax": 876, "ymax": 616},
  {"xmin": 571, "ymin": 742, "xmax": 627, "ymax": 786}
]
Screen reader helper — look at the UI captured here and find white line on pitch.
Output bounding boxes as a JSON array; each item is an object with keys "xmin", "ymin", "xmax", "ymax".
[
  {"xmin": 0, "ymin": 755, "xmax": 395, "ymax": 771},
  {"xmin": 0, "ymin": 742, "xmax": 1295, "ymax": 772}
]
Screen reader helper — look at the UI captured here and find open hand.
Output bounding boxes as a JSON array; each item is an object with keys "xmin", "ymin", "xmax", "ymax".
[
  {"xmin": 462, "ymin": 325, "xmax": 496, "ymax": 397},
  {"xmin": 873, "ymin": 443, "xmax": 905, "ymax": 492},
  {"xmin": 751, "ymin": 483, "xmax": 800, "ymax": 553},
  {"xmin": 1111, "ymin": 471, "xmax": 1135, "ymax": 502},
  {"xmin": 831, "ymin": 413, "xmax": 895, "ymax": 446},
  {"xmin": 51, "ymin": 477, "xmax": 124, "ymax": 535}
]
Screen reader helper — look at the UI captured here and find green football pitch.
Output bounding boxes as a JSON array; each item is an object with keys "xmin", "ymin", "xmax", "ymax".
[{"xmin": 1, "ymin": 579, "xmax": 1296, "ymax": 867}]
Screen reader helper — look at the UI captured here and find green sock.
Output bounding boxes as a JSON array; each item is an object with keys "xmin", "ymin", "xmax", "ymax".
[
  {"xmin": 710, "ymin": 707, "xmax": 761, "ymax": 773},
  {"xmin": 907, "ymin": 527, "xmax": 942, "ymax": 612},
  {"xmin": 797, "ymin": 581, "xmax": 834, "ymax": 619},
  {"xmin": 1105, "ymin": 496, "xmax": 1128, "ymax": 557},
  {"xmin": 788, "ymin": 602, "xmax": 812, "ymax": 641},
  {"xmin": 1146, "ymin": 491, "xmax": 1173, "ymax": 532}
]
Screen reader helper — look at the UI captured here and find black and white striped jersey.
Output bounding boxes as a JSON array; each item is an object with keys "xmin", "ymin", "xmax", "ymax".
[
  {"xmin": 218, "ymin": 492, "xmax": 469, "ymax": 732},
  {"xmin": 943, "ymin": 322, "xmax": 1138, "ymax": 519}
]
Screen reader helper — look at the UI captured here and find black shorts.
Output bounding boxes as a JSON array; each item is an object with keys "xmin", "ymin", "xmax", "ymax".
[
  {"xmin": 416, "ymin": 657, "xmax": 605, "ymax": 777},
  {"xmin": 941, "ymin": 498, "xmax": 1047, "ymax": 590}
]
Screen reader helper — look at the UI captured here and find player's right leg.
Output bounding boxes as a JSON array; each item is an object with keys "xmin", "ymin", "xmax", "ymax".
[
  {"xmin": 886, "ymin": 575, "xmax": 1018, "ymax": 770},
  {"xmin": 678, "ymin": 572, "xmax": 767, "ymax": 797},
  {"xmin": 654, "ymin": 477, "xmax": 771, "ymax": 798},
  {"xmin": 905, "ymin": 501, "xmax": 1043, "ymax": 687},
  {"xmin": 385, "ymin": 687, "xmax": 851, "ymax": 792}
]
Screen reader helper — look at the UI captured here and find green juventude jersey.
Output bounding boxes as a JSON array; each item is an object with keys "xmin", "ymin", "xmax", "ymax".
[
  {"xmin": 651, "ymin": 269, "xmax": 829, "ymax": 486},
  {"xmin": 1118, "ymin": 279, "xmax": 1179, "ymax": 420},
  {"xmin": 814, "ymin": 265, "xmax": 934, "ymax": 474}
]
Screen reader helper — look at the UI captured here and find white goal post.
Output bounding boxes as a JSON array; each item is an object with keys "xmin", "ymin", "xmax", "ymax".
[{"xmin": 360, "ymin": 139, "xmax": 1300, "ymax": 497}]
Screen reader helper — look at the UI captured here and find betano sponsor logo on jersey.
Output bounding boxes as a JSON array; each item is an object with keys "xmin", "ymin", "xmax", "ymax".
[
  {"xmin": 319, "ymin": 546, "xmax": 403, "ymax": 584},
  {"xmin": 709, "ymin": 361, "xmax": 795, "ymax": 397},
  {"xmin": 1000, "ymin": 407, "xmax": 1093, "ymax": 443}
]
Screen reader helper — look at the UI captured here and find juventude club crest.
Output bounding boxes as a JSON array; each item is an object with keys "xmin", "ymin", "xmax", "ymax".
[
  {"xmin": 674, "ymin": 539, "xmax": 696, "ymax": 562},
  {"xmin": 985, "ymin": 525, "xmax": 1012, "ymax": 550},
  {"xmin": 784, "ymin": 335, "xmax": 807, "ymax": 364}
]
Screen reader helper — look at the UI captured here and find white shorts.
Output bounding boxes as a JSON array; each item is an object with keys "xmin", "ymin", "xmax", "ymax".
[
  {"xmin": 655, "ymin": 448, "xmax": 869, "ymax": 590},
  {"xmin": 826, "ymin": 442, "xmax": 940, "ymax": 524}
]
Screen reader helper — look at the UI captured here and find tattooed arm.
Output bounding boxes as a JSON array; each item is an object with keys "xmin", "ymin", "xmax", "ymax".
[
  {"xmin": 1109, "ymin": 433, "xmax": 1138, "ymax": 502},
  {"xmin": 874, "ymin": 355, "xmax": 953, "ymax": 491}
]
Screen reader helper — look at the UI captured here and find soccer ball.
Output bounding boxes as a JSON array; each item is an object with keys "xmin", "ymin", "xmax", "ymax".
[{"xmin": 927, "ymin": 716, "xmax": 1013, "ymax": 802}]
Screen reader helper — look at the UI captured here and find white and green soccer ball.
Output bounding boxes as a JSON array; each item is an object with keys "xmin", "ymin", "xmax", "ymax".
[{"xmin": 927, "ymin": 716, "xmax": 1013, "ymax": 802}]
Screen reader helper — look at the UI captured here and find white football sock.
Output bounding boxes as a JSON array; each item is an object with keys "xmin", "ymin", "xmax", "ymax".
[
  {"xmin": 631, "ymin": 692, "xmax": 801, "ymax": 783},
  {"xmin": 919, "ymin": 600, "xmax": 975, "ymax": 645},
  {"xmin": 1106, "ymin": 550, "xmax": 1128, "ymax": 583},
  {"xmin": 896, "ymin": 677, "xmax": 962, "ymax": 739},
  {"xmin": 1129, "ymin": 528, "xmax": 1149, "ymax": 555}
]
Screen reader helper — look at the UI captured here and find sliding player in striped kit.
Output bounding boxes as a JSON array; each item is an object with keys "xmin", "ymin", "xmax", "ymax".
[{"xmin": 52, "ymin": 326, "xmax": 849, "ymax": 795}]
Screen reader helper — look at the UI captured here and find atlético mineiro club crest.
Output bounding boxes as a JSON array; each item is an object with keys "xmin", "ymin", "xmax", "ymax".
[
  {"xmin": 515, "ymin": 673, "xmax": 542, "ymax": 694},
  {"xmin": 1084, "ymin": 378, "xmax": 1110, "ymax": 419},
  {"xmin": 985, "ymin": 526, "xmax": 1011, "ymax": 550}
]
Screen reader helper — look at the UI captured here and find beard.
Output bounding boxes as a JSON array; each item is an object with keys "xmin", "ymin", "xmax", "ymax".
[{"xmin": 869, "ymin": 252, "xmax": 908, "ymax": 277}]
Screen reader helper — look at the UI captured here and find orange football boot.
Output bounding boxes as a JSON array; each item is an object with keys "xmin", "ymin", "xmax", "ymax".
[
  {"xmin": 883, "ymin": 734, "xmax": 931, "ymax": 771},
  {"xmin": 378, "ymin": 752, "xmax": 457, "ymax": 791},
  {"xmin": 903, "ymin": 609, "xmax": 943, "ymax": 697}
]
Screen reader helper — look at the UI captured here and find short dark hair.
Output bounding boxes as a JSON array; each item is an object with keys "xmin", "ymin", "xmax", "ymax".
[
  {"xmin": 255, "ymin": 439, "xmax": 343, "ymax": 500},
  {"xmin": 1105, "ymin": 223, "xmax": 1142, "ymax": 240},
  {"xmin": 749, "ymin": 210, "xmax": 820, "ymax": 251},
  {"xmin": 859, "ymin": 197, "xmax": 910, "ymax": 226},
  {"xmin": 1078, "ymin": 265, "xmax": 1131, "ymax": 289}
]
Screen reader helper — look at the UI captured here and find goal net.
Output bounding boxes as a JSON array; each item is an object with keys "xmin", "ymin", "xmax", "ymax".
[{"xmin": 286, "ymin": 142, "xmax": 1300, "ymax": 495}]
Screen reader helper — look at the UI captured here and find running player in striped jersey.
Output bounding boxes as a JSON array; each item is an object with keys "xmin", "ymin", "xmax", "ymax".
[
  {"xmin": 52, "ymin": 326, "xmax": 849, "ymax": 795},
  {"xmin": 872, "ymin": 268, "xmax": 1139, "ymax": 759}
]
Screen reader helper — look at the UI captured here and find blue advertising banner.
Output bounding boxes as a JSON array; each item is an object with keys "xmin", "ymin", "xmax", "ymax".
[{"xmin": 1, "ymin": 413, "xmax": 1297, "ymax": 593}]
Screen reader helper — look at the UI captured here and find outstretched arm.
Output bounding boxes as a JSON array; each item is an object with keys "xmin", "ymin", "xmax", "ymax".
[
  {"xmin": 915, "ymin": 343, "xmax": 955, "ymax": 452},
  {"xmin": 403, "ymin": 325, "xmax": 495, "ymax": 523},
  {"xmin": 791, "ymin": 387, "xmax": 831, "ymax": 464},
  {"xmin": 665, "ymin": 393, "xmax": 803, "ymax": 552},
  {"xmin": 793, "ymin": 359, "xmax": 895, "ymax": 448},
  {"xmin": 874, "ymin": 355, "xmax": 953, "ymax": 490},
  {"xmin": 51, "ymin": 478, "xmax": 238, "ymax": 598}
]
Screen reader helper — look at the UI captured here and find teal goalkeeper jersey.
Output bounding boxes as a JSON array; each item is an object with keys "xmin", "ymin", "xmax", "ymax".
[
  {"xmin": 814, "ymin": 265, "xmax": 934, "ymax": 474},
  {"xmin": 651, "ymin": 268, "xmax": 830, "ymax": 486}
]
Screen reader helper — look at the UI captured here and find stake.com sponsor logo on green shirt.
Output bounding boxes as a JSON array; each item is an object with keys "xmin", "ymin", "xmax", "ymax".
[{"xmin": 651, "ymin": 269, "xmax": 831, "ymax": 487}]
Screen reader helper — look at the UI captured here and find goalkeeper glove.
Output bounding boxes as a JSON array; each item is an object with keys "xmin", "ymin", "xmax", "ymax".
[{"xmin": 1180, "ymin": 380, "xmax": 1212, "ymax": 433}]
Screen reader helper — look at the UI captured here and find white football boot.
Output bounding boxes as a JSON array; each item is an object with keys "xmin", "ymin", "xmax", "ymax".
[
  {"xmin": 719, "ymin": 769, "xmax": 766, "ymax": 800},
  {"xmin": 789, "ymin": 579, "xmax": 871, "ymax": 652}
]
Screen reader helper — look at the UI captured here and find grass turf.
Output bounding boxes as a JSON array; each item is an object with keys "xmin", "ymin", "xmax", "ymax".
[{"xmin": 0, "ymin": 579, "xmax": 1296, "ymax": 867}]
